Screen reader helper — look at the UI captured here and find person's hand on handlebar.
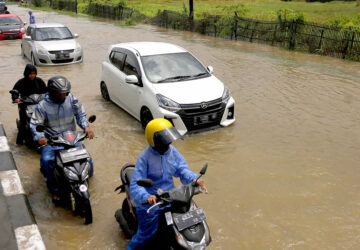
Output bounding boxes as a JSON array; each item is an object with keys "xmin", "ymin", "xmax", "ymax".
[
  {"xmin": 84, "ymin": 126, "xmax": 95, "ymax": 139},
  {"xmin": 38, "ymin": 138, "xmax": 48, "ymax": 146},
  {"xmin": 147, "ymin": 195, "xmax": 157, "ymax": 205},
  {"xmin": 14, "ymin": 99, "xmax": 21, "ymax": 104},
  {"xmin": 193, "ymin": 179, "xmax": 206, "ymax": 191}
]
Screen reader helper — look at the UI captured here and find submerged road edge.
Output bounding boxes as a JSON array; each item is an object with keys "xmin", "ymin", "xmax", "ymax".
[{"xmin": 0, "ymin": 123, "xmax": 46, "ymax": 250}]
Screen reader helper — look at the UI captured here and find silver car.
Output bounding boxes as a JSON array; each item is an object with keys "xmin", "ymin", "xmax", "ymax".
[{"xmin": 21, "ymin": 23, "xmax": 83, "ymax": 66}]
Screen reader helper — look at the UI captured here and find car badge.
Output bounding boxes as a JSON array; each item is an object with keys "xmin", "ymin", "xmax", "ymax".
[{"xmin": 200, "ymin": 102, "xmax": 208, "ymax": 109}]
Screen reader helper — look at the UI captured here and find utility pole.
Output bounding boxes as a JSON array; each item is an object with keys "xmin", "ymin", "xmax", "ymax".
[{"xmin": 189, "ymin": 0, "xmax": 193, "ymax": 20}]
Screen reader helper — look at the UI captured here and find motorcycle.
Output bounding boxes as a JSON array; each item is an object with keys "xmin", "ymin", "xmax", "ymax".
[
  {"xmin": 36, "ymin": 115, "xmax": 96, "ymax": 224},
  {"xmin": 9, "ymin": 89, "xmax": 45, "ymax": 148},
  {"xmin": 114, "ymin": 163, "xmax": 211, "ymax": 249}
]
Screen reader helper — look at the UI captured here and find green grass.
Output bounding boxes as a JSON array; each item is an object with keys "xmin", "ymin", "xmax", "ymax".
[{"xmin": 119, "ymin": 0, "xmax": 359, "ymax": 24}]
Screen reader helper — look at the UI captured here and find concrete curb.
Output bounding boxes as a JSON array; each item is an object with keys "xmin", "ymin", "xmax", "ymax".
[{"xmin": 0, "ymin": 123, "xmax": 46, "ymax": 250}]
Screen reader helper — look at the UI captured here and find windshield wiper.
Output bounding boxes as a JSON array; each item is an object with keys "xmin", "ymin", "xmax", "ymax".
[
  {"xmin": 156, "ymin": 75, "xmax": 192, "ymax": 83},
  {"xmin": 190, "ymin": 72, "xmax": 209, "ymax": 78}
]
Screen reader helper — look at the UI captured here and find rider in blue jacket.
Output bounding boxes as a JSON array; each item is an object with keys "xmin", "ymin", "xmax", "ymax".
[
  {"xmin": 127, "ymin": 118, "xmax": 206, "ymax": 250},
  {"xmin": 30, "ymin": 76, "xmax": 94, "ymax": 202}
]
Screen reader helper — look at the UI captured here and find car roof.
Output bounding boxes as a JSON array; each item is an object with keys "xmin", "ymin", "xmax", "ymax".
[
  {"xmin": 29, "ymin": 23, "xmax": 66, "ymax": 28},
  {"xmin": 112, "ymin": 42, "xmax": 187, "ymax": 56},
  {"xmin": 0, "ymin": 14, "xmax": 20, "ymax": 18}
]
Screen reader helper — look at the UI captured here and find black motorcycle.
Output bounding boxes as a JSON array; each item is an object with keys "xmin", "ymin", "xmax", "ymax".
[
  {"xmin": 9, "ymin": 89, "xmax": 45, "ymax": 148},
  {"xmin": 36, "ymin": 115, "xmax": 96, "ymax": 224},
  {"xmin": 115, "ymin": 163, "xmax": 211, "ymax": 249}
]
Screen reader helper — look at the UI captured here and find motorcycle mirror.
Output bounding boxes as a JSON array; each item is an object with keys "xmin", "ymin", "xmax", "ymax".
[
  {"xmin": 9, "ymin": 89, "xmax": 19, "ymax": 95},
  {"xmin": 88, "ymin": 115, "xmax": 96, "ymax": 123},
  {"xmin": 36, "ymin": 125, "xmax": 46, "ymax": 132},
  {"xmin": 200, "ymin": 163, "xmax": 208, "ymax": 175},
  {"xmin": 137, "ymin": 179, "xmax": 154, "ymax": 188}
]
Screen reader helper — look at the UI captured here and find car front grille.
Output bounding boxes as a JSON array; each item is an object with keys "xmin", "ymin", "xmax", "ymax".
[
  {"xmin": 177, "ymin": 98, "xmax": 225, "ymax": 131},
  {"xmin": 48, "ymin": 49, "xmax": 74, "ymax": 54},
  {"xmin": 51, "ymin": 59, "xmax": 74, "ymax": 64}
]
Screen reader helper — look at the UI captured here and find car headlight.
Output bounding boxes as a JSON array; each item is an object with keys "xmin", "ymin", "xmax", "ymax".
[
  {"xmin": 64, "ymin": 167, "xmax": 79, "ymax": 181},
  {"xmin": 222, "ymin": 86, "xmax": 230, "ymax": 104},
  {"xmin": 36, "ymin": 45, "xmax": 47, "ymax": 55},
  {"xmin": 156, "ymin": 94, "xmax": 181, "ymax": 112},
  {"xmin": 80, "ymin": 161, "xmax": 90, "ymax": 181},
  {"xmin": 75, "ymin": 42, "xmax": 81, "ymax": 53},
  {"xmin": 20, "ymin": 27, "xmax": 25, "ymax": 33}
]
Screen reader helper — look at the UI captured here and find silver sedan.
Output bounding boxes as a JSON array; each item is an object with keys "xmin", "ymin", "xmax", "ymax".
[{"xmin": 21, "ymin": 23, "xmax": 83, "ymax": 66}]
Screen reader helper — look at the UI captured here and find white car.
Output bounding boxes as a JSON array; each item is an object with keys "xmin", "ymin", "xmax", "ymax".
[
  {"xmin": 100, "ymin": 42, "xmax": 235, "ymax": 135},
  {"xmin": 21, "ymin": 23, "xmax": 83, "ymax": 66}
]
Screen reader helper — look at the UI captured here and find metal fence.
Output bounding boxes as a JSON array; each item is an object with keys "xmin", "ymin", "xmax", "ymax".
[
  {"xmin": 150, "ymin": 10, "xmax": 360, "ymax": 61},
  {"xmin": 47, "ymin": 2, "xmax": 360, "ymax": 61}
]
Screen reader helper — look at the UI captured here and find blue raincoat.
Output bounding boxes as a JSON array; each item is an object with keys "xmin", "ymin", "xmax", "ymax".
[
  {"xmin": 126, "ymin": 145, "xmax": 198, "ymax": 250},
  {"xmin": 30, "ymin": 93, "xmax": 89, "ymax": 194}
]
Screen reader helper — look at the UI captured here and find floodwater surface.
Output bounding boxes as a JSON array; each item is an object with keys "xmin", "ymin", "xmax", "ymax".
[{"xmin": 1, "ymin": 5, "xmax": 360, "ymax": 249}]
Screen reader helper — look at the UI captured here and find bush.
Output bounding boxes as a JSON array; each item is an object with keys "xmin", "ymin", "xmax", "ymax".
[
  {"xmin": 277, "ymin": 8, "xmax": 307, "ymax": 23},
  {"xmin": 33, "ymin": 0, "xmax": 43, "ymax": 7}
]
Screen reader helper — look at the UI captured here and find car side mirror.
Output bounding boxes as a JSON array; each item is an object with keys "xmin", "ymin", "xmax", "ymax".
[
  {"xmin": 73, "ymin": 33, "xmax": 79, "ymax": 38},
  {"xmin": 23, "ymin": 22, "xmax": 27, "ymax": 26},
  {"xmin": 207, "ymin": 66, "xmax": 213, "ymax": 74},
  {"xmin": 137, "ymin": 179, "xmax": 154, "ymax": 188},
  {"xmin": 125, "ymin": 75, "xmax": 139, "ymax": 85},
  {"xmin": 88, "ymin": 115, "xmax": 96, "ymax": 123}
]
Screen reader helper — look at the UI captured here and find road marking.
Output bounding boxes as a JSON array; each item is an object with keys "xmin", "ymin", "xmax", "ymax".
[
  {"xmin": 0, "ymin": 136, "xmax": 10, "ymax": 152},
  {"xmin": 15, "ymin": 224, "xmax": 46, "ymax": 250},
  {"xmin": 0, "ymin": 170, "xmax": 25, "ymax": 196}
]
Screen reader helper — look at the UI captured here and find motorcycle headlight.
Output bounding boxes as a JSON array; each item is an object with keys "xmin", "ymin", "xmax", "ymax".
[
  {"xmin": 64, "ymin": 167, "xmax": 79, "ymax": 181},
  {"xmin": 75, "ymin": 42, "xmax": 81, "ymax": 53},
  {"xmin": 80, "ymin": 161, "xmax": 90, "ymax": 181},
  {"xmin": 222, "ymin": 86, "xmax": 230, "ymax": 104},
  {"xmin": 36, "ymin": 45, "xmax": 47, "ymax": 55},
  {"xmin": 156, "ymin": 94, "xmax": 181, "ymax": 113}
]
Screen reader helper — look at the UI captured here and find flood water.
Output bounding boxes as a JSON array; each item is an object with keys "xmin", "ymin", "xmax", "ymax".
[{"xmin": 1, "ymin": 5, "xmax": 360, "ymax": 249}]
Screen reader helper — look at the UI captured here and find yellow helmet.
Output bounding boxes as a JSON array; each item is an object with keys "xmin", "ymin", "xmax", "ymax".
[{"xmin": 145, "ymin": 118, "xmax": 183, "ymax": 147}]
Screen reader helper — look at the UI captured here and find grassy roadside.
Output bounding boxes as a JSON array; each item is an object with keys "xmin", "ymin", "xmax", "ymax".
[{"xmin": 89, "ymin": 0, "xmax": 360, "ymax": 24}]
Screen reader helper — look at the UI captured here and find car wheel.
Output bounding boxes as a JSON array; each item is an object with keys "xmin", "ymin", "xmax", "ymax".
[
  {"xmin": 31, "ymin": 53, "xmax": 36, "ymax": 65},
  {"xmin": 100, "ymin": 82, "xmax": 110, "ymax": 101},
  {"xmin": 140, "ymin": 108, "xmax": 153, "ymax": 129},
  {"xmin": 20, "ymin": 46, "xmax": 25, "ymax": 58}
]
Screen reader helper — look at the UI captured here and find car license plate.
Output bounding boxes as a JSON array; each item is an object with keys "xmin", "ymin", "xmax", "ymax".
[
  {"xmin": 56, "ymin": 53, "xmax": 70, "ymax": 59},
  {"xmin": 194, "ymin": 113, "xmax": 217, "ymax": 125},
  {"xmin": 173, "ymin": 208, "xmax": 206, "ymax": 231}
]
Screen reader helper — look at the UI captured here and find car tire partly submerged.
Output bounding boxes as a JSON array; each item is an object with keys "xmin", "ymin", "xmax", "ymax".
[
  {"xmin": 140, "ymin": 107, "xmax": 153, "ymax": 129},
  {"xmin": 31, "ymin": 53, "xmax": 36, "ymax": 66},
  {"xmin": 100, "ymin": 82, "xmax": 110, "ymax": 101}
]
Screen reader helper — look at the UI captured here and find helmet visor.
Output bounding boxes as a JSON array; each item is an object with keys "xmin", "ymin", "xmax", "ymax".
[{"xmin": 153, "ymin": 127, "xmax": 183, "ymax": 147}]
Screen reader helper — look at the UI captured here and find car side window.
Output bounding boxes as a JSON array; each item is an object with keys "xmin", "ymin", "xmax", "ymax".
[
  {"xmin": 110, "ymin": 51, "xmax": 126, "ymax": 71},
  {"xmin": 123, "ymin": 53, "xmax": 139, "ymax": 77}
]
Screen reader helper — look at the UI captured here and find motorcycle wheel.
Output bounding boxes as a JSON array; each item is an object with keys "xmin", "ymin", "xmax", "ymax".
[
  {"xmin": 115, "ymin": 209, "xmax": 133, "ymax": 239},
  {"xmin": 83, "ymin": 199, "xmax": 93, "ymax": 225}
]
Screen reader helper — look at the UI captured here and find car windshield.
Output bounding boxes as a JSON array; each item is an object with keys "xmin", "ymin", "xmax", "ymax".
[
  {"xmin": 141, "ymin": 52, "xmax": 210, "ymax": 83},
  {"xmin": 34, "ymin": 27, "xmax": 73, "ymax": 41},
  {"xmin": 0, "ymin": 17, "xmax": 21, "ymax": 25}
]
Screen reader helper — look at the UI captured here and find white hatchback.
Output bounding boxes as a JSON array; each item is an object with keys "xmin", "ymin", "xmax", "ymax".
[{"xmin": 100, "ymin": 42, "xmax": 235, "ymax": 135}]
